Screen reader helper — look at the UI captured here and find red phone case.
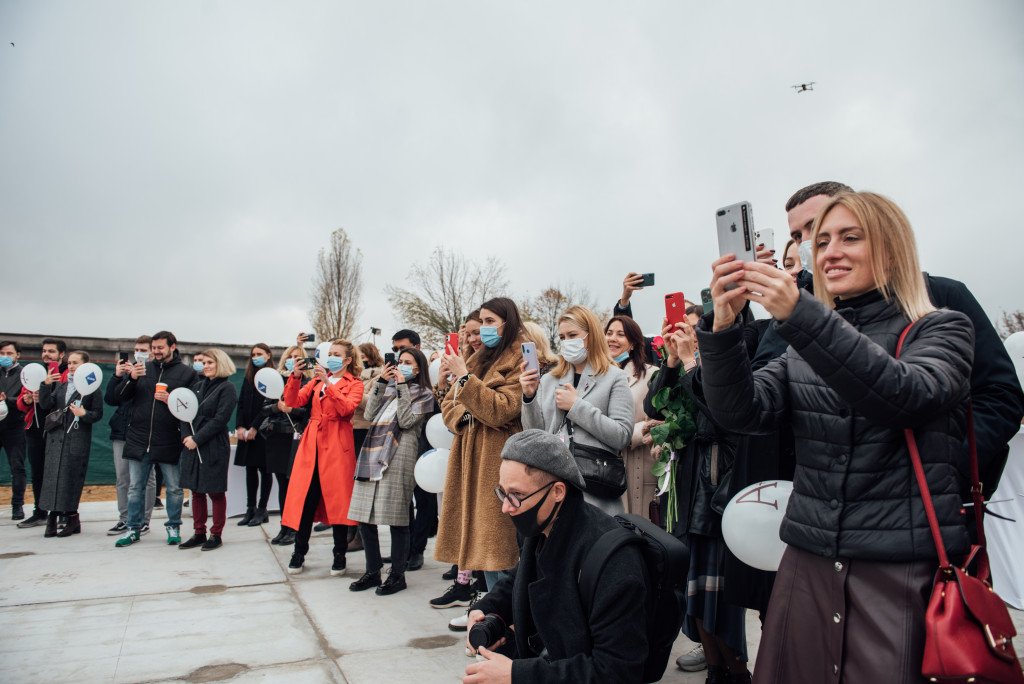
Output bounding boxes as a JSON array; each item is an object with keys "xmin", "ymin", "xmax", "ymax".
[
  {"xmin": 665, "ymin": 292, "xmax": 687, "ymax": 328},
  {"xmin": 447, "ymin": 333, "xmax": 460, "ymax": 355}
]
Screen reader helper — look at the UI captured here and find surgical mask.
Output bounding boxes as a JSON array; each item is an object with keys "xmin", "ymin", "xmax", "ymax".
[
  {"xmin": 480, "ymin": 326, "xmax": 501, "ymax": 349},
  {"xmin": 192, "ymin": 361, "xmax": 204, "ymax": 372},
  {"xmin": 134, "ymin": 351, "xmax": 149, "ymax": 364},
  {"xmin": 252, "ymin": 357, "xmax": 267, "ymax": 368},
  {"xmin": 326, "ymin": 356, "xmax": 345, "ymax": 373},
  {"xmin": 284, "ymin": 358, "xmax": 295, "ymax": 372},
  {"xmin": 798, "ymin": 240, "xmax": 813, "ymax": 272},
  {"xmin": 559, "ymin": 337, "xmax": 588, "ymax": 364},
  {"xmin": 398, "ymin": 364, "xmax": 414, "ymax": 379},
  {"xmin": 509, "ymin": 484, "xmax": 561, "ymax": 538},
  {"xmin": 0, "ymin": 356, "xmax": 13, "ymax": 368},
  {"xmin": 613, "ymin": 350, "xmax": 630, "ymax": 364}
]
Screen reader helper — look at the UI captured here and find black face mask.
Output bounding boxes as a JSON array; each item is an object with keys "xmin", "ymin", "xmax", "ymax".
[
  {"xmin": 509, "ymin": 485, "xmax": 562, "ymax": 538},
  {"xmin": 796, "ymin": 269, "xmax": 815, "ymax": 294}
]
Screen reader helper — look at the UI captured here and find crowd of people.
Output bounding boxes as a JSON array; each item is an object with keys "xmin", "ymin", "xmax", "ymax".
[{"xmin": 2, "ymin": 181, "xmax": 1023, "ymax": 683}]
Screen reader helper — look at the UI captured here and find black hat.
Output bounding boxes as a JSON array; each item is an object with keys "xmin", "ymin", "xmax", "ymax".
[{"xmin": 501, "ymin": 429, "xmax": 586, "ymax": 490}]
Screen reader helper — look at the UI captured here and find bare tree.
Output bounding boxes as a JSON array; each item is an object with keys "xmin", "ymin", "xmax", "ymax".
[
  {"xmin": 998, "ymin": 309, "xmax": 1024, "ymax": 339},
  {"xmin": 310, "ymin": 228, "xmax": 363, "ymax": 340},
  {"xmin": 386, "ymin": 247, "xmax": 508, "ymax": 348},
  {"xmin": 521, "ymin": 282, "xmax": 602, "ymax": 348}
]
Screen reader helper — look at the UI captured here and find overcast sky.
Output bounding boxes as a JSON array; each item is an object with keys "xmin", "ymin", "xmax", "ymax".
[{"xmin": 2, "ymin": 0, "xmax": 1022, "ymax": 348}]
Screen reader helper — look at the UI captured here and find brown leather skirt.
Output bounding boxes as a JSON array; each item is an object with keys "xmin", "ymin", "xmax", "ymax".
[{"xmin": 753, "ymin": 546, "xmax": 934, "ymax": 683}]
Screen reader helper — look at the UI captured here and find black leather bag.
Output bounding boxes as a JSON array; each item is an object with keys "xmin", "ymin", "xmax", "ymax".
[
  {"xmin": 43, "ymin": 407, "xmax": 66, "ymax": 433},
  {"xmin": 566, "ymin": 419, "xmax": 627, "ymax": 499}
]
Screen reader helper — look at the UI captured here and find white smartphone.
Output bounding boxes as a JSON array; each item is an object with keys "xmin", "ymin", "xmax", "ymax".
[
  {"xmin": 521, "ymin": 342, "xmax": 539, "ymax": 375},
  {"xmin": 756, "ymin": 228, "xmax": 775, "ymax": 254},
  {"xmin": 716, "ymin": 201, "xmax": 757, "ymax": 263}
]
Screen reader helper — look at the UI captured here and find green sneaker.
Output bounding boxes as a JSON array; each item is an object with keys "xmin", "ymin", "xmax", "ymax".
[
  {"xmin": 166, "ymin": 526, "xmax": 181, "ymax": 545},
  {"xmin": 115, "ymin": 529, "xmax": 141, "ymax": 547}
]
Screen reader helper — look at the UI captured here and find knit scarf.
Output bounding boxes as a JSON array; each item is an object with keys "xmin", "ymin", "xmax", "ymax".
[{"xmin": 354, "ymin": 381, "xmax": 436, "ymax": 481}]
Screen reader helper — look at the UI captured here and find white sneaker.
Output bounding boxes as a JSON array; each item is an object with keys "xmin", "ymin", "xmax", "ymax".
[
  {"xmin": 676, "ymin": 644, "xmax": 707, "ymax": 672},
  {"xmin": 448, "ymin": 613, "xmax": 469, "ymax": 632}
]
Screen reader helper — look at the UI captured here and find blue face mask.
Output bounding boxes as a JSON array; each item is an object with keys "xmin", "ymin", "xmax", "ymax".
[
  {"xmin": 480, "ymin": 326, "xmax": 501, "ymax": 349},
  {"xmin": 192, "ymin": 361, "xmax": 204, "ymax": 372},
  {"xmin": 613, "ymin": 350, "xmax": 630, "ymax": 364},
  {"xmin": 253, "ymin": 357, "xmax": 267, "ymax": 368},
  {"xmin": 284, "ymin": 358, "xmax": 295, "ymax": 371},
  {"xmin": 0, "ymin": 356, "xmax": 13, "ymax": 368},
  {"xmin": 326, "ymin": 356, "xmax": 345, "ymax": 373},
  {"xmin": 398, "ymin": 364, "xmax": 414, "ymax": 379}
]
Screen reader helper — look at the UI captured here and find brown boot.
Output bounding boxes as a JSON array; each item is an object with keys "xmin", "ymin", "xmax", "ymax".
[
  {"xmin": 43, "ymin": 512, "xmax": 59, "ymax": 538},
  {"xmin": 56, "ymin": 512, "xmax": 81, "ymax": 537}
]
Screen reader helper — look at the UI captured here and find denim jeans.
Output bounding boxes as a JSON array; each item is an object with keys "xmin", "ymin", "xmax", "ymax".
[
  {"xmin": 112, "ymin": 440, "xmax": 156, "ymax": 524},
  {"xmin": 126, "ymin": 454, "xmax": 182, "ymax": 529}
]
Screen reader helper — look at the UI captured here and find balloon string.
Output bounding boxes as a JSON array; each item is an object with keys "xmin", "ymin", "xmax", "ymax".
[{"xmin": 191, "ymin": 421, "xmax": 203, "ymax": 463}]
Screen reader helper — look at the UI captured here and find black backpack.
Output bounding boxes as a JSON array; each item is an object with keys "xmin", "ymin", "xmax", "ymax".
[{"xmin": 579, "ymin": 514, "xmax": 688, "ymax": 683}]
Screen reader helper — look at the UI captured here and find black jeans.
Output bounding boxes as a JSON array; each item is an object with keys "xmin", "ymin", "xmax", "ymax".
[
  {"xmin": 274, "ymin": 473, "xmax": 289, "ymax": 512},
  {"xmin": 25, "ymin": 428, "xmax": 46, "ymax": 514},
  {"xmin": 360, "ymin": 523, "xmax": 410, "ymax": 574},
  {"xmin": 245, "ymin": 464, "xmax": 272, "ymax": 509},
  {"xmin": 1, "ymin": 428, "xmax": 26, "ymax": 507},
  {"xmin": 294, "ymin": 457, "xmax": 349, "ymax": 556},
  {"xmin": 410, "ymin": 485, "xmax": 437, "ymax": 555}
]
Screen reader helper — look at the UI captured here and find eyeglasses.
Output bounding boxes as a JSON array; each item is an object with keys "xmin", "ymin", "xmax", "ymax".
[{"xmin": 494, "ymin": 481, "xmax": 555, "ymax": 510}]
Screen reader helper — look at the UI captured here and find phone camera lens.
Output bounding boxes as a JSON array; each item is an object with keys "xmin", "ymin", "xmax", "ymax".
[{"xmin": 731, "ymin": 223, "xmax": 737, "ymax": 232}]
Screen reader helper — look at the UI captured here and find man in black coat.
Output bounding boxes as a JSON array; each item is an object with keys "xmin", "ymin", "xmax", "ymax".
[
  {"xmin": 464, "ymin": 430, "xmax": 648, "ymax": 684},
  {"xmin": 106, "ymin": 331, "xmax": 196, "ymax": 547},
  {"xmin": 0, "ymin": 340, "xmax": 28, "ymax": 520}
]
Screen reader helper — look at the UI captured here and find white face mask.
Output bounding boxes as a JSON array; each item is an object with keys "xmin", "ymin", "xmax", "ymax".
[
  {"xmin": 134, "ymin": 351, "xmax": 150, "ymax": 364},
  {"xmin": 798, "ymin": 240, "xmax": 813, "ymax": 272},
  {"xmin": 559, "ymin": 337, "xmax": 588, "ymax": 364}
]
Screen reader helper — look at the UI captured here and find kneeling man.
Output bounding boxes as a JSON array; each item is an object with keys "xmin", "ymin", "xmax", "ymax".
[{"xmin": 464, "ymin": 429, "xmax": 648, "ymax": 684}]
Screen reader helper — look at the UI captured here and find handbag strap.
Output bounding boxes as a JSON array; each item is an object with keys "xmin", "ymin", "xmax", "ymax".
[{"xmin": 895, "ymin": 322, "xmax": 984, "ymax": 571}]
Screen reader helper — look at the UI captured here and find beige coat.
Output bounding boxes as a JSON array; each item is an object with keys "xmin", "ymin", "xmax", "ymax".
[
  {"xmin": 434, "ymin": 346, "xmax": 523, "ymax": 571},
  {"xmin": 620, "ymin": 362, "xmax": 658, "ymax": 517}
]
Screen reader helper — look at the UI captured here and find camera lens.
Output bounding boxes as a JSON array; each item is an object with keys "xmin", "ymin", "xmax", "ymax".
[
  {"xmin": 731, "ymin": 223, "xmax": 737, "ymax": 233},
  {"xmin": 469, "ymin": 615, "xmax": 505, "ymax": 650}
]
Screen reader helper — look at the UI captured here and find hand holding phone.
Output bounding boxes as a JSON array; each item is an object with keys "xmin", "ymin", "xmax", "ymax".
[
  {"xmin": 665, "ymin": 292, "xmax": 687, "ymax": 328},
  {"xmin": 519, "ymin": 343, "xmax": 541, "ymax": 400},
  {"xmin": 521, "ymin": 342, "xmax": 539, "ymax": 375},
  {"xmin": 383, "ymin": 352, "xmax": 397, "ymax": 367},
  {"xmin": 716, "ymin": 202, "xmax": 757, "ymax": 267},
  {"xmin": 641, "ymin": 273, "xmax": 655, "ymax": 287}
]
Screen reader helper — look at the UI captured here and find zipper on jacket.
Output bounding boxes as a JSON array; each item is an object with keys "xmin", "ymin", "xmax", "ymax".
[{"xmin": 146, "ymin": 365, "xmax": 165, "ymax": 453}]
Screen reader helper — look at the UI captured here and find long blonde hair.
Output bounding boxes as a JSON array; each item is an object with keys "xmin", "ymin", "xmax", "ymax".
[
  {"xmin": 521, "ymin": 321, "xmax": 558, "ymax": 366},
  {"xmin": 331, "ymin": 339, "xmax": 364, "ymax": 376},
  {"xmin": 811, "ymin": 192, "xmax": 935, "ymax": 321},
  {"xmin": 552, "ymin": 305, "xmax": 612, "ymax": 377}
]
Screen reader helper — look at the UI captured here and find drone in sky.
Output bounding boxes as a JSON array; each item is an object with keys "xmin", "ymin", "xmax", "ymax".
[{"xmin": 792, "ymin": 82, "xmax": 815, "ymax": 93}]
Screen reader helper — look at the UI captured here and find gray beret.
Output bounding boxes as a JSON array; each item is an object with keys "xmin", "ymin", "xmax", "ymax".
[{"xmin": 501, "ymin": 429, "xmax": 586, "ymax": 490}]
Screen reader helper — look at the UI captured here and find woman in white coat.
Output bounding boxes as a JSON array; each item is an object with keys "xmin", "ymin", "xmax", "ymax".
[{"xmin": 520, "ymin": 305, "xmax": 634, "ymax": 514}]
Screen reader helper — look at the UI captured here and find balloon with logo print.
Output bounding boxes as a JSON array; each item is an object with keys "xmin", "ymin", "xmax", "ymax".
[
  {"xmin": 72, "ymin": 363, "xmax": 104, "ymax": 396},
  {"xmin": 167, "ymin": 387, "xmax": 199, "ymax": 422},
  {"xmin": 254, "ymin": 367, "xmax": 285, "ymax": 400},
  {"xmin": 721, "ymin": 480, "xmax": 794, "ymax": 572},
  {"xmin": 19, "ymin": 363, "xmax": 47, "ymax": 392}
]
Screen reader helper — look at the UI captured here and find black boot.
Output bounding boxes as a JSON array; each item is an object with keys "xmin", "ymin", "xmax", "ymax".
[
  {"xmin": 278, "ymin": 529, "xmax": 295, "ymax": 546},
  {"xmin": 727, "ymin": 669, "xmax": 752, "ymax": 684},
  {"xmin": 706, "ymin": 665, "xmax": 728, "ymax": 684},
  {"xmin": 270, "ymin": 529, "xmax": 285, "ymax": 545},
  {"xmin": 238, "ymin": 507, "xmax": 255, "ymax": 526},
  {"xmin": 247, "ymin": 507, "xmax": 268, "ymax": 526},
  {"xmin": 56, "ymin": 512, "xmax": 81, "ymax": 537},
  {"xmin": 43, "ymin": 512, "xmax": 59, "ymax": 538},
  {"xmin": 330, "ymin": 551, "xmax": 347, "ymax": 577},
  {"xmin": 349, "ymin": 570, "xmax": 382, "ymax": 592},
  {"xmin": 179, "ymin": 533, "xmax": 207, "ymax": 549},
  {"xmin": 376, "ymin": 569, "xmax": 407, "ymax": 596}
]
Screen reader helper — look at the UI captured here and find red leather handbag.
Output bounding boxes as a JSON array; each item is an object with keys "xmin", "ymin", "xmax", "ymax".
[{"xmin": 897, "ymin": 324, "xmax": 1024, "ymax": 684}]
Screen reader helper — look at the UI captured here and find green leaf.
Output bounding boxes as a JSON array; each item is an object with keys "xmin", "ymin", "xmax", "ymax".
[
  {"xmin": 650, "ymin": 387, "xmax": 672, "ymax": 412},
  {"xmin": 651, "ymin": 459, "xmax": 668, "ymax": 478}
]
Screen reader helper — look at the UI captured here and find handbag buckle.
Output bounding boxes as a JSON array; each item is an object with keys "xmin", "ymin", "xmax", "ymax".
[{"xmin": 984, "ymin": 623, "xmax": 1010, "ymax": 651}]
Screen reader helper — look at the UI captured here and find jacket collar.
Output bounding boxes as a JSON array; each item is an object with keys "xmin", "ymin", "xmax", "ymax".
[{"xmin": 833, "ymin": 290, "xmax": 899, "ymax": 327}]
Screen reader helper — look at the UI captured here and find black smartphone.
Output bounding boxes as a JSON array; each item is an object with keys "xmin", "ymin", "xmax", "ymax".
[
  {"xmin": 118, "ymin": 351, "xmax": 131, "ymax": 363},
  {"xmin": 299, "ymin": 358, "xmax": 317, "ymax": 371},
  {"xmin": 700, "ymin": 288, "xmax": 713, "ymax": 310},
  {"xmin": 383, "ymin": 352, "xmax": 396, "ymax": 366},
  {"xmin": 304, "ymin": 332, "xmax": 316, "ymax": 343},
  {"xmin": 641, "ymin": 273, "xmax": 655, "ymax": 287}
]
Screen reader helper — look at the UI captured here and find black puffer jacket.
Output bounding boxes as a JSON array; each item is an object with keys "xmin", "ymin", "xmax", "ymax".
[
  {"xmin": 696, "ymin": 290, "xmax": 974, "ymax": 562},
  {"xmin": 106, "ymin": 352, "xmax": 197, "ymax": 464}
]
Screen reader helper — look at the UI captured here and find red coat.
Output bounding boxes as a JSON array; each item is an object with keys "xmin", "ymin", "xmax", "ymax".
[{"xmin": 281, "ymin": 372, "xmax": 364, "ymax": 528}]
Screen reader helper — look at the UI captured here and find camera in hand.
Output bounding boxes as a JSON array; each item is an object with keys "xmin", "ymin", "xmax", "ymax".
[
  {"xmin": 468, "ymin": 614, "xmax": 507, "ymax": 650},
  {"xmin": 299, "ymin": 358, "xmax": 317, "ymax": 370}
]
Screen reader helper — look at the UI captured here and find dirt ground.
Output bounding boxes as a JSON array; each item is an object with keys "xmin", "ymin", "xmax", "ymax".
[{"xmin": 0, "ymin": 485, "xmax": 117, "ymax": 506}]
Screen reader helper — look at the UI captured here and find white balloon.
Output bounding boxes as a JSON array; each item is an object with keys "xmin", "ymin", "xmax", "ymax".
[
  {"xmin": 414, "ymin": 447, "xmax": 450, "ymax": 493},
  {"xmin": 20, "ymin": 363, "xmax": 47, "ymax": 392},
  {"xmin": 0, "ymin": 400, "xmax": 8, "ymax": 421},
  {"xmin": 72, "ymin": 363, "xmax": 104, "ymax": 396},
  {"xmin": 168, "ymin": 387, "xmax": 199, "ymax": 422},
  {"xmin": 1005, "ymin": 331, "xmax": 1024, "ymax": 391},
  {"xmin": 721, "ymin": 480, "xmax": 793, "ymax": 572},
  {"xmin": 254, "ymin": 367, "xmax": 285, "ymax": 399},
  {"xmin": 314, "ymin": 341, "xmax": 333, "ymax": 368},
  {"xmin": 425, "ymin": 413, "xmax": 455, "ymax": 450},
  {"xmin": 428, "ymin": 358, "xmax": 442, "ymax": 386}
]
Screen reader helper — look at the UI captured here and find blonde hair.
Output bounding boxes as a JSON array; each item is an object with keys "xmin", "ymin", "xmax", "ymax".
[
  {"xmin": 203, "ymin": 348, "xmax": 237, "ymax": 378},
  {"xmin": 521, "ymin": 321, "xmax": 557, "ymax": 366},
  {"xmin": 811, "ymin": 192, "xmax": 935, "ymax": 321},
  {"xmin": 552, "ymin": 305, "xmax": 612, "ymax": 377},
  {"xmin": 331, "ymin": 339, "xmax": 363, "ymax": 376},
  {"xmin": 277, "ymin": 345, "xmax": 311, "ymax": 378}
]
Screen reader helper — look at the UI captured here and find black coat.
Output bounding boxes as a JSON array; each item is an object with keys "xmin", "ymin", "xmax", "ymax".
[
  {"xmin": 233, "ymin": 379, "xmax": 267, "ymax": 468},
  {"xmin": 37, "ymin": 382, "xmax": 103, "ymax": 511},
  {"xmin": 179, "ymin": 377, "xmax": 237, "ymax": 493},
  {"xmin": 1, "ymin": 364, "xmax": 26, "ymax": 433},
  {"xmin": 473, "ymin": 489, "xmax": 648, "ymax": 683},
  {"xmin": 697, "ymin": 290, "xmax": 974, "ymax": 562},
  {"xmin": 105, "ymin": 352, "xmax": 197, "ymax": 464},
  {"xmin": 258, "ymin": 373, "xmax": 311, "ymax": 475}
]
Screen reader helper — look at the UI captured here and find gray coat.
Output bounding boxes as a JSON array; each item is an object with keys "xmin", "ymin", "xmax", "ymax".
[
  {"xmin": 179, "ymin": 378, "xmax": 237, "ymax": 494},
  {"xmin": 37, "ymin": 382, "xmax": 104, "ymax": 512},
  {"xmin": 347, "ymin": 381, "xmax": 428, "ymax": 526},
  {"xmin": 522, "ymin": 363, "xmax": 634, "ymax": 456}
]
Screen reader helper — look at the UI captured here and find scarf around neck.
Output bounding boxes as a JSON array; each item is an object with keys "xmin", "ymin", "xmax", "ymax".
[{"xmin": 354, "ymin": 381, "xmax": 436, "ymax": 481}]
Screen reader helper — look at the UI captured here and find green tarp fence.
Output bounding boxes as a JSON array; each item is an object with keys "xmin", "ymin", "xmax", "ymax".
[{"xmin": 1, "ymin": 363, "xmax": 247, "ymax": 486}]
